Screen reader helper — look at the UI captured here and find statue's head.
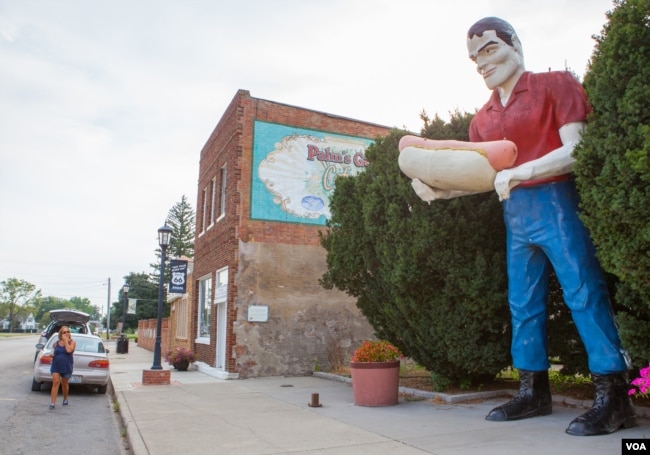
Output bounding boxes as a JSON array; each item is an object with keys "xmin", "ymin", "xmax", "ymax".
[{"xmin": 467, "ymin": 17, "xmax": 525, "ymax": 91}]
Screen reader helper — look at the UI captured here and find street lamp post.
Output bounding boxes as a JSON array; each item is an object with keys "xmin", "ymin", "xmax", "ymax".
[
  {"xmin": 117, "ymin": 283, "xmax": 129, "ymax": 354},
  {"xmin": 121, "ymin": 283, "xmax": 129, "ymax": 335},
  {"xmin": 105, "ymin": 277, "xmax": 111, "ymax": 341},
  {"xmin": 152, "ymin": 223, "xmax": 172, "ymax": 370}
]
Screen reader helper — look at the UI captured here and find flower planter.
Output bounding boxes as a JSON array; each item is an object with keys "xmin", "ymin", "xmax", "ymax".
[
  {"xmin": 173, "ymin": 360, "xmax": 190, "ymax": 371},
  {"xmin": 350, "ymin": 359, "xmax": 400, "ymax": 406},
  {"xmin": 165, "ymin": 347, "xmax": 195, "ymax": 370}
]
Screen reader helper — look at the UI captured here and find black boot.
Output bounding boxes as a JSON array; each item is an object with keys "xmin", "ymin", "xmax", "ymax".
[
  {"xmin": 486, "ymin": 370, "xmax": 552, "ymax": 421},
  {"xmin": 565, "ymin": 372, "xmax": 637, "ymax": 436}
]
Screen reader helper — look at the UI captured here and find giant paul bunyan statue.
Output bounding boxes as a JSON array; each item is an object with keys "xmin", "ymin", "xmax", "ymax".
[{"xmin": 398, "ymin": 17, "xmax": 636, "ymax": 436}]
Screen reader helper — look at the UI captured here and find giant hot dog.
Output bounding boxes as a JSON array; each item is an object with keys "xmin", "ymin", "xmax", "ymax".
[{"xmin": 398, "ymin": 136, "xmax": 517, "ymax": 193}]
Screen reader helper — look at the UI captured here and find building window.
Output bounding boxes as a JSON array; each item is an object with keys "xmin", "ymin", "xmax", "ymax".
[
  {"xmin": 218, "ymin": 166, "xmax": 226, "ymax": 220},
  {"xmin": 209, "ymin": 177, "xmax": 217, "ymax": 227},
  {"xmin": 214, "ymin": 267, "xmax": 228, "ymax": 369},
  {"xmin": 200, "ymin": 187, "xmax": 208, "ymax": 233},
  {"xmin": 215, "ymin": 267, "xmax": 228, "ymax": 303},
  {"xmin": 197, "ymin": 275, "xmax": 212, "ymax": 342},
  {"xmin": 175, "ymin": 298, "xmax": 188, "ymax": 339}
]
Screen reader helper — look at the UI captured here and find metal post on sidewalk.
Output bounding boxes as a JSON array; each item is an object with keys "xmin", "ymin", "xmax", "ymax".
[
  {"xmin": 152, "ymin": 223, "xmax": 172, "ymax": 370},
  {"xmin": 116, "ymin": 283, "xmax": 129, "ymax": 354}
]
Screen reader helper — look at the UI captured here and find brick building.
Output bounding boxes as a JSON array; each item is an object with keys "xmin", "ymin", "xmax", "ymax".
[{"xmin": 192, "ymin": 90, "xmax": 391, "ymax": 378}]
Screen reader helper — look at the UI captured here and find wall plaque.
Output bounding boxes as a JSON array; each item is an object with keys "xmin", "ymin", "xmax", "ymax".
[{"xmin": 247, "ymin": 305, "xmax": 269, "ymax": 322}]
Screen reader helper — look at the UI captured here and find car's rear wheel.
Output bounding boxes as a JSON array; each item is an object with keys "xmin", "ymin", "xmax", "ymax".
[
  {"xmin": 97, "ymin": 384, "xmax": 108, "ymax": 394},
  {"xmin": 31, "ymin": 378, "xmax": 41, "ymax": 392}
]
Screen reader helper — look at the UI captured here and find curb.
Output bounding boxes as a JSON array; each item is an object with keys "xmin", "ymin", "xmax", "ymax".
[
  {"xmin": 109, "ymin": 379, "xmax": 148, "ymax": 455},
  {"xmin": 313, "ymin": 371, "xmax": 650, "ymax": 418}
]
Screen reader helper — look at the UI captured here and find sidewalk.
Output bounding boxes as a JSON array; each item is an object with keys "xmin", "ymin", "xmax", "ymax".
[{"xmin": 108, "ymin": 342, "xmax": 648, "ymax": 455}]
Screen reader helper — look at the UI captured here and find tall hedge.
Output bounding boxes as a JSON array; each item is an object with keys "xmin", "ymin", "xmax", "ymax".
[
  {"xmin": 573, "ymin": 0, "xmax": 650, "ymax": 364},
  {"xmin": 321, "ymin": 104, "xmax": 614, "ymax": 383},
  {"xmin": 320, "ymin": 114, "xmax": 512, "ymax": 387}
]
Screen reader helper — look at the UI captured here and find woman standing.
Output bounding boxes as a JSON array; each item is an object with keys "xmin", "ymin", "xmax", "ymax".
[{"xmin": 49, "ymin": 326, "xmax": 76, "ymax": 409}]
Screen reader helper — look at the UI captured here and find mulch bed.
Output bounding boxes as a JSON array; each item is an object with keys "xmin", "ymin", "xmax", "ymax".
[{"xmin": 332, "ymin": 366, "xmax": 650, "ymax": 409}]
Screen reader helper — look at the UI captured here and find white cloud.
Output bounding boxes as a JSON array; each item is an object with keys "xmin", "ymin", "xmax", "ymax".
[{"xmin": 0, "ymin": 0, "xmax": 615, "ymax": 310}]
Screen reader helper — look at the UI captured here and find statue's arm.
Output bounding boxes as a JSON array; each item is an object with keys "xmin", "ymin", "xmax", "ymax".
[
  {"xmin": 493, "ymin": 121, "xmax": 586, "ymax": 201},
  {"xmin": 411, "ymin": 179, "xmax": 478, "ymax": 203}
]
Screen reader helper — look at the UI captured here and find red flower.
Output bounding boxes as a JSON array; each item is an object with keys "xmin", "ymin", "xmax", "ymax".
[{"xmin": 351, "ymin": 340, "xmax": 401, "ymax": 363}]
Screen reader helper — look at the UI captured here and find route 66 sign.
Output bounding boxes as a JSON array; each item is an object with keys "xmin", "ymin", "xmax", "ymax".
[{"xmin": 169, "ymin": 259, "xmax": 188, "ymax": 293}]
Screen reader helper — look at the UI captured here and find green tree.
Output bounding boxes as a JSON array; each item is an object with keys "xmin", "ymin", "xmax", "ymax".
[
  {"xmin": 112, "ymin": 272, "xmax": 159, "ymax": 332},
  {"xmin": 31, "ymin": 295, "xmax": 99, "ymax": 330},
  {"xmin": 150, "ymin": 195, "xmax": 196, "ymax": 282},
  {"xmin": 167, "ymin": 195, "xmax": 195, "ymax": 259},
  {"xmin": 420, "ymin": 110, "xmax": 475, "ymax": 140},
  {"xmin": 68, "ymin": 296, "xmax": 99, "ymax": 319},
  {"xmin": 320, "ymin": 114, "xmax": 512, "ymax": 387},
  {"xmin": 573, "ymin": 0, "xmax": 650, "ymax": 364},
  {"xmin": 0, "ymin": 278, "xmax": 41, "ymax": 332},
  {"xmin": 34, "ymin": 296, "xmax": 72, "ymax": 326}
]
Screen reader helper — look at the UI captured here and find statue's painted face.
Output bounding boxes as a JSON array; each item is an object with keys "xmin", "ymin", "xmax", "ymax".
[{"xmin": 467, "ymin": 30, "xmax": 523, "ymax": 91}]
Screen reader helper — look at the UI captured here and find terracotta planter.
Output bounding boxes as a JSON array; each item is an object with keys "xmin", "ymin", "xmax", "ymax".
[{"xmin": 350, "ymin": 359, "xmax": 400, "ymax": 406}]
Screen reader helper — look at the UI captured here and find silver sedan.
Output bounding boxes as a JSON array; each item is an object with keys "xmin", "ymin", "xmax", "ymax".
[{"xmin": 32, "ymin": 333, "xmax": 111, "ymax": 394}]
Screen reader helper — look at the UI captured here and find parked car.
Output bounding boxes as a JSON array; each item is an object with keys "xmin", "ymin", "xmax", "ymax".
[
  {"xmin": 32, "ymin": 333, "xmax": 110, "ymax": 394},
  {"xmin": 35, "ymin": 309, "xmax": 91, "ymax": 361}
]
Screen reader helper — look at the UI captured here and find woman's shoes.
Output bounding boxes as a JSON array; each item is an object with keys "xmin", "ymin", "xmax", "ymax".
[{"xmin": 49, "ymin": 400, "xmax": 68, "ymax": 409}]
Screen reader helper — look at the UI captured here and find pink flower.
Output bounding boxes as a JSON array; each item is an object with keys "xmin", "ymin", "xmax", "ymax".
[
  {"xmin": 164, "ymin": 347, "xmax": 196, "ymax": 364},
  {"xmin": 629, "ymin": 363, "xmax": 650, "ymax": 398}
]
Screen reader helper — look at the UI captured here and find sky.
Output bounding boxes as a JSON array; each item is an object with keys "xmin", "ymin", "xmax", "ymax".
[{"xmin": 0, "ymin": 0, "xmax": 616, "ymax": 314}]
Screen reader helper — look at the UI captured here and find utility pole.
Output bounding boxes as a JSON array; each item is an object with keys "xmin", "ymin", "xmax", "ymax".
[{"xmin": 106, "ymin": 278, "xmax": 111, "ymax": 340}]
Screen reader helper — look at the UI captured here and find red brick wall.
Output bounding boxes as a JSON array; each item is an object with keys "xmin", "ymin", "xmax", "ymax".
[
  {"xmin": 192, "ymin": 90, "xmax": 391, "ymax": 376},
  {"xmin": 192, "ymin": 92, "xmax": 243, "ymax": 370},
  {"xmin": 137, "ymin": 318, "xmax": 170, "ymax": 359}
]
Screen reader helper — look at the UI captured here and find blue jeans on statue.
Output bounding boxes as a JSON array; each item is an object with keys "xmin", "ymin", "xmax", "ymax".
[{"xmin": 503, "ymin": 179, "xmax": 627, "ymax": 375}]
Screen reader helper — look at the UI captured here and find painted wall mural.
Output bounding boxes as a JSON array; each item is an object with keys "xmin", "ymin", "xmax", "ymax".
[{"xmin": 252, "ymin": 120, "xmax": 374, "ymax": 225}]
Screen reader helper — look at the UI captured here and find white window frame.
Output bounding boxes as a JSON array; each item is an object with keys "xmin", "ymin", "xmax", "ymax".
[
  {"xmin": 214, "ymin": 267, "xmax": 228, "ymax": 369},
  {"xmin": 196, "ymin": 274, "xmax": 212, "ymax": 344},
  {"xmin": 209, "ymin": 176, "xmax": 217, "ymax": 228},
  {"xmin": 214, "ymin": 267, "xmax": 228, "ymax": 304},
  {"xmin": 200, "ymin": 186, "xmax": 208, "ymax": 234},
  {"xmin": 217, "ymin": 166, "xmax": 226, "ymax": 221}
]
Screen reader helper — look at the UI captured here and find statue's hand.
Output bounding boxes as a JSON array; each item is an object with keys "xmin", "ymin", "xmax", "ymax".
[
  {"xmin": 411, "ymin": 178, "xmax": 453, "ymax": 203},
  {"xmin": 494, "ymin": 170, "xmax": 513, "ymax": 201},
  {"xmin": 494, "ymin": 169, "xmax": 528, "ymax": 201}
]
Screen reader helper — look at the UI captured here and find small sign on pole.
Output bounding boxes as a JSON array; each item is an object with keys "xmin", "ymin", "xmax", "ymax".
[{"xmin": 169, "ymin": 259, "xmax": 188, "ymax": 293}]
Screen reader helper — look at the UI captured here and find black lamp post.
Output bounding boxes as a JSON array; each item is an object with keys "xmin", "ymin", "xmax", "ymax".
[
  {"xmin": 116, "ymin": 283, "xmax": 130, "ymax": 354},
  {"xmin": 152, "ymin": 223, "xmax": 172, "ymax": 370},
  {"xmin": 121, "ymin": 283, "xmax": 129, "ymax": 335}
]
